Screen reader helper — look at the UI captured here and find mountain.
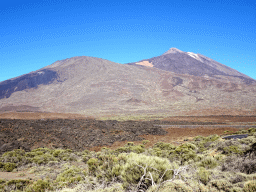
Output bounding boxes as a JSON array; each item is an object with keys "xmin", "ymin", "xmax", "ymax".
[
  {"xmin": 128, "ymin": 48, "xmax": 254, "ymax": 83},
  {"xmin": 0, "ymin": 49, "xmax": 256, "ymax": 117}
]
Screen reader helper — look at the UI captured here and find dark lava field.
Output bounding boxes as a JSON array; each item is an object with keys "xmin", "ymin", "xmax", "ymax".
[{"xmin": 0, "ymin": 119, "xmax": 167, "ymax": 154}]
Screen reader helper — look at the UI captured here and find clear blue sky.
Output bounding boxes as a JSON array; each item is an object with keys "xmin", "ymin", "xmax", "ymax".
[{"xmin": 1, "ymin": 0, "xmax": 255, "ymax": 82}]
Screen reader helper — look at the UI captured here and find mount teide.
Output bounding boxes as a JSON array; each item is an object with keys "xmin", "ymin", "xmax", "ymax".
[
  {"xmin": 128, "ymin": 48, "xmax": 253, "ymax": 81},
  {"xmin": 1, "ymin": 48, "xmax": 256, "ymax": 116}
]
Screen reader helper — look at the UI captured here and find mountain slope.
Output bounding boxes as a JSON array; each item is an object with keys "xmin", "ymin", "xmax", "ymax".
[
  {"xmin": 0, "ymin": 51, "xmax": 256, "ymax": 116},
  {"xmin": 128, "ymin": 48, "xmax": 254, "ymax": 84}
]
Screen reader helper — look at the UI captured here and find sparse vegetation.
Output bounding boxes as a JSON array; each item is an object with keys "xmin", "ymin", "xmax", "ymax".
[
  {"xmin": 0, "ymin": 115, "xmax": 256, "ymax": 191},
  {"xmin": 0, "ymin": 130, "xmax": 256, "ymax": 191}
]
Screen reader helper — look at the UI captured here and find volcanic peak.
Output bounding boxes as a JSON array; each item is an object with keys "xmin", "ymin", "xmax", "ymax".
[{"xmin": 162, "ymin": 48, "xmax": 184, "ymax": 55}]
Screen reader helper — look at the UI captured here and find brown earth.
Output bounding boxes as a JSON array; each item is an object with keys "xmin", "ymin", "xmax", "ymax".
[
  {"xmin": 0, "ymin": 170, "xmax": 38, "ymax": 181},
  {"xmin": 161, "ymin": 115, "xmax": 256, "ymax": 123}
]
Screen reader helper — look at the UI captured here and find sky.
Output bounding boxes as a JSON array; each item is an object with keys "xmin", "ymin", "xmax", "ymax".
[{"xmin": 1, "ymin": 0, "xmax": 255, "ymax": 82}]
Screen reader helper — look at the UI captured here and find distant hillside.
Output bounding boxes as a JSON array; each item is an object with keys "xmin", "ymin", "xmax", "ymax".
[{"xmin": 0, "ymin": 49, "xmax": 256, "ymax": 116}]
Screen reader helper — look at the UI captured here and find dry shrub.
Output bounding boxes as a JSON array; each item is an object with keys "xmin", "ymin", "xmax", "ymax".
[
  {"xmin": 243, "ymin": 180, "xmax": 256, "ymax": 192},
  {"xmin": 222, "ymin": 155, "xmax": 256, "ymax": 174}
]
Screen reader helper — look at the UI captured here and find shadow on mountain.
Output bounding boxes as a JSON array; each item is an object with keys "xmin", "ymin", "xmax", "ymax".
[{"xmin": 0, "ymin": 69, "xmax": 58, "ymax": 99}]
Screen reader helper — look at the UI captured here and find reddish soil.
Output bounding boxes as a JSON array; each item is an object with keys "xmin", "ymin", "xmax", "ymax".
[
  {"xmin": 162, "ymin": 115, "xmax": 256, "ymax": 123},
  {"xmin": 92, "ymin": 126, "xmax": 246, "ymax": 151}
]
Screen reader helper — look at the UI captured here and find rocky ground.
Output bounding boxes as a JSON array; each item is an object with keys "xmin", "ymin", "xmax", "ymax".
[
  {"xmin": 1, "ymin": 113, "xmax": 255, "ymax": 154},
  {"xmin": 0, "ymin": 118, "xmax": 167, "ymax": 154}
]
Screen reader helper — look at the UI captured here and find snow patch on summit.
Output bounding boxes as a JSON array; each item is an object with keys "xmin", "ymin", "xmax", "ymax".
[{"xmin": 187, "ymin": 52, "xmax": 202, "ymax": 62}]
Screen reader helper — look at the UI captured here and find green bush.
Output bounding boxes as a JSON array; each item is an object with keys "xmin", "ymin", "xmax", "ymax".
[
  {"xmin": 52, "ymin": 149, "xmax": 66, "ymax": 157},
  {"xmin": 243, "ymin": 180, "xmax": 256, "ymax": 192},
  {"xmin": 149, "ymin": 147, "xmax": 171, "ymax": 158},
  {"xmin": 240, "ymin": 129, "xmax": 248, "ymax": 134},
  {"xmin": 194, "ymin": 135, "xmax": 204, "ymax": 141},
  {"xmin": 193, "ymin": 134, "xmax": 219, "ymax": 143},
  {"xmin": 207, "ymin": 134, "xmax": 220, "ymax": 142},
  {"xmin": 82, "ymin": 151, "xmax": 93, "ymax": 163},
  {"xmin": 193, "ymin": 135, "xmax": 220, "ymax": 153},
  {"xmin": 24, "ymin": 148, "xmax": 57, "ymax": 165},
  {"xmin": 142, "ymin": 140, "xmax": 150, "ymax": 145},
  {"xmin": 239, "ymin": 136, "xmax": 256, "ymax": 145},
  {"xmin": 95, "ymin": 153, "xmax": 119, "ymax": 180},
  {"xmin": 51, "ymin": 149, "xmax": 74, "ymax": 161},
  {"xmin": 223, "ymin": 145, "xmax": 244, "ymax": 155},
  {"xmin": 0, "ymin": 179, "xmax": 5, "ymax": 184},
  {"xmin": 217, "ymin": 139, "xmax": 243, "ymax": 155},
  {"xmin": 32, "ymin": 153, "xmax": 56, "ymax": 165},
  {"xmin": 87, "ymin": 158, "xmax": 99, "ymax": 173},
  {"xmin": 29, "ymin": 148, "xmax": 51, "ymax": 155},
  {"xmin": 149, "ymin": 142, "xmax": 176, "ymax": 158},
  {"xmin": 0, "ymin": 162, "xmax": 5, "ymax": 169},
  {"xmin": 248, "ymin": 128, "xmax": 256, "ymax": 136},
  {"xmin": 232, "ymin": 187, "xmax": 243, "ymax": 192},
  {"xmin": 197, "ymin": 184, "xmax": 219, "ymax": 192},
  {"xmin": 4, "ymin": 162, "xmax": 16, "ymax": 172},
  {"xmin": 153, "ymin": 142, "xmax": 175, "ymax": 151},
  {"xmin": 25, "ymin": 152, "xmax": 40, "ymax": 158},
  {"xmin": 208, "ymin": 179, "xmax": 233, "ymax": 192},
  {"xmin": 117, "ymin": 153, "xmax": 175, "ymax": 189},
  {"xmin": 199, "ymin": 156, "xmax": 218, "ymax": 169},
  {"xmin": 115, "ymin": 143, "xmax": 145, "ymax": 154},
  {"xmin": 56, "ymin": 166, "xmax": 85, "ymax": 185},
  {"xmin": 198, "ymin": 167, "xmax": 210, "ymax": 185},
  {"xmin": 111, "ymin": 153, "xmax": 128, "ymax": 176},
  {"xmin": 2, "ymin": 149, "xmax": 25, "ymax": 159},
  {"xmin": 69, "ymin": 182, "xmax": 124, "ymax": 192},
  {"xmin": 148, "ymin": 180, "xmax": 194, "ymax": 192},
  {"xmin": 171, "ymin": 143, "xmax": 197, "ymax": 163},
  {"xmin": 25, "ymin": 179, "xmax": 52, "ymax": 192},
  {"xmin": 130, "ymin": 144, "xmax": 145, "ymax": 154},
  {"xmin": 5, "ymin": 179, "xmax": 30, "ymax": 191},
  {"xmin": 1, "ymin": 149, "xmax": 29, "ymax": 166}
]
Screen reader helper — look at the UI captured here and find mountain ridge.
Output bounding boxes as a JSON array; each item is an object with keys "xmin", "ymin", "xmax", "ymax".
[{"xmin": 0, "ymin": 48, "xmax": 256, "ymax": 116}]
